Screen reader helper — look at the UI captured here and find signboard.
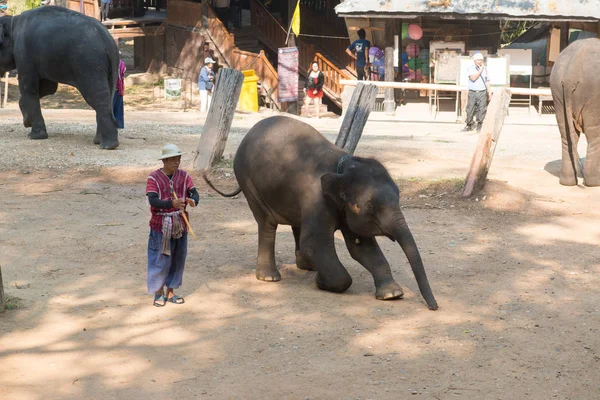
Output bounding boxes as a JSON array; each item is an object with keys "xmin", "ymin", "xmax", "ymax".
[
  {"xmin": 497, "ymin": 48, "xmax": 533, "ymax": 76},
  {"xmin": 277, "ymin": 47, "xmax": 299, "ymax": 103},
  {"xmin": 164, "ymin": 79, "xmax": 182, "ymax": 99},
  {"xmin": 434, "ymin": 49, "xmax": 462, "ymax": 84}
]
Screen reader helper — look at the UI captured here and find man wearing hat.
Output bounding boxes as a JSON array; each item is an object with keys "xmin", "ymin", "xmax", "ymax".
[
  {"xmin": 462, "ymin": 52, "xmax": 490, "ymax": 133},
  {"xmin": 146, "ymin": 144, "xmax": 199, "ymax": 306},
  {"xmin": 198, "ymin": 56, "xmax": 216, "ymax": 113}
]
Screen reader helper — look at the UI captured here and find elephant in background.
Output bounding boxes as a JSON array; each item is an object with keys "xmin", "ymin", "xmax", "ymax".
[
  {"xmin": 0, "ymin": 7, "xmax": 120, "ymax": 149},
  {"xmin": 550, "ymin": 38, "xmax": 600, "ymax": 186},
  {"xmin": 204, "ymin": 116, "xmax": 438, "ymax": 310}
]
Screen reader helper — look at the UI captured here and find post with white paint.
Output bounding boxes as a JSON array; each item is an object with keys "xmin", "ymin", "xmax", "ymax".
[{"xmin": 335, "ymin": 82, "xmax": 378, "ymax": 155}]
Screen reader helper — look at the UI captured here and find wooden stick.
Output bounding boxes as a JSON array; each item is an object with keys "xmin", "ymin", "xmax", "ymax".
[{"xmin": 172, "ymin": 191, "xmax": 197, "ymax": 240}]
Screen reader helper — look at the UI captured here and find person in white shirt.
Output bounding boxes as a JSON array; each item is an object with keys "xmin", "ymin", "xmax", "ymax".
[{"xmin": 462, "ymin": 52, "xmax": 490, "ymax": 133}]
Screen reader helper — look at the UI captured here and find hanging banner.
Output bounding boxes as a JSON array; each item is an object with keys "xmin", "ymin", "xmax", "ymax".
[{"xmin": 277, "ymin": 47, "xmax": 299, "ymax": 103}]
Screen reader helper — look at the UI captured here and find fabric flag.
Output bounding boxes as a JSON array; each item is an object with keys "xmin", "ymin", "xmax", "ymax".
[{"xmin": 291, "ymin": 0, "xmax": 300, "ymax": 37}]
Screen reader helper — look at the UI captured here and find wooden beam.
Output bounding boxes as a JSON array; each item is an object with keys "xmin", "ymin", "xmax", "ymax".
[
  {"xmin": 194, "ymin": 68, "xmax": 245, "ymax": 171},
  {"xmin": 560, "ymin": 22, "xmax": 569, "ymax": 51},
  {"xmin": 384, "ymin": 19, "xmax": 396, "ymax": 115},
  {"xmin": 462, "ymin": 88, "xmax": 512, "ymax": 197},
  {"xmin": 339, "ymin": 79, "xmax": 553, "ymax": 96}
]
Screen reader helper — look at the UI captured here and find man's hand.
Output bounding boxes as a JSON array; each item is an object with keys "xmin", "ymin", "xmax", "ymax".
[
  {"xmin": 172, "ymin": 198, "xmax": 185, "ymax": 210},
  {"xmin": 186, "ymin": 198, "xmax": 196, "ymax": 207}
]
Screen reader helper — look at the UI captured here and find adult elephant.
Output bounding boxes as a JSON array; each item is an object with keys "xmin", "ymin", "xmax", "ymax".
[
  {"xmin": 0, "ymin": 7, "xmax": 120, "ymax": 149},
  {"xmin": 204, "ymin": 116, "xmax": 438, "ymax": 310},
  {"xmin": 550, "ymin": 38, "xmax": 600, "ymax": 186}
]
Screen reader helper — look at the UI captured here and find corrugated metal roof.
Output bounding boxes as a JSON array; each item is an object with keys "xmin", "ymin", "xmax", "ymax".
[{"xmin": 335, "ymin": 0, "xmax": 600, "ymax": 20}]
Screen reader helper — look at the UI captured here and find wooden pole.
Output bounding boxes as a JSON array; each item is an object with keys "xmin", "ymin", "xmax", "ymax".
[
  {"xmin": 335, "ymin": 82, "xmax": 378, "ymax": 155},
  {"xmin": 462, "ymin": 88, "xmax": 512, "ymax": 197},
  {"xmin": 383, "ymin": 20, "xmax": 396, "ymax": 115},
  {"xmin": 0, "ymin": 265, "xmax": 5, "ymax": 313},
  {"xmin": 171, "ymin": 191, "xmax": 197, "ymax": 240},
  {"xmin": 559, "ymin": 22, "xmax": 569, "ymax": 52},
  {"xmin": 194, "ymin": 68, "xmax": 245, "ymax": 171}
]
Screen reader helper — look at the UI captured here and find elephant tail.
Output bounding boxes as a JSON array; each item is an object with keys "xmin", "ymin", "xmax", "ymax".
[
  {"xmin": 202, "ymin": 172, "xmax": 242, "ymax": 197},
  {"xmin": 562, "ymin": 81, "xmax": 579, "ymax": 184}
]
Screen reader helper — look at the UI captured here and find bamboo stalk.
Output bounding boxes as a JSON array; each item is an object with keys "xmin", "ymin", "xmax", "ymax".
[{"xmin": 172, "ymin": 191, "xmax": 197, "ymax": 240}]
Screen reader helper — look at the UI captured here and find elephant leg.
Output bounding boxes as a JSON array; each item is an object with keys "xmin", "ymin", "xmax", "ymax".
[
  {"xmin": 299, "ymin": 216, "xmax": 352, "ymax": 293},
  {"xmin": 583, "ymin": 128, "xmax": 600, "ymax": 187},
  {"xmin": 18, "ymin": 73, "xmax": 48, "ymax": 139},
  {"xmin": 244, "ymin": 190, "xmax": 280, "ymax": 282},
  {"xmin": 77, "ymin": 81, "xmax": 119, "ymax": 149},
  {"xmin": 340, "ymin": 225, "xmax": 403, "ymax": 300},
  {"xmin": 555, "ymin": 98, "xmax": 583, "ymax": 186},
  {"xmin": 292, "ymin": 226, "xmax": 315, "ymax": 271}
]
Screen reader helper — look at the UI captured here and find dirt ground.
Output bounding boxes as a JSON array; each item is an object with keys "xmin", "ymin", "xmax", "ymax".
[{"xmin": 0, "ymin": 92, "xmax": 599, "ymax": 400}]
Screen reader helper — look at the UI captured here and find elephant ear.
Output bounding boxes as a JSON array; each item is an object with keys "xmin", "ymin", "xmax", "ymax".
[{"xmin": 321, "ymin": 173, "xmax": 346, "ymax": 209}]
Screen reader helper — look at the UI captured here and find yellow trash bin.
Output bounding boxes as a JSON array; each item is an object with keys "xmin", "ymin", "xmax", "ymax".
[{"xmin": 238, "ymin": 70, "xmax": 259, "ymax": 112}]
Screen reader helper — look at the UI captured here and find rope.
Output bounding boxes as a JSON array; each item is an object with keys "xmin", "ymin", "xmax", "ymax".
[
  {"xmin": 337, "ymin": 154, "xmax": 352, "ymax": 174},
  {"xmin": 299, "ymin": 33, "xmax": 349, "ymax": 40}
]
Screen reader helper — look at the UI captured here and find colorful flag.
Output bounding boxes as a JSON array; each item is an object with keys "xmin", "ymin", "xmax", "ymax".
[{"xmin": 291, "ymin": 0, "xmax": 300, "ymax": 37}]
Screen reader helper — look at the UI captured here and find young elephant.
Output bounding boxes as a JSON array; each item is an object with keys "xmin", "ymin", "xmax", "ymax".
[
  {"xmin": 0, "ymin": 7, "xmax": 120, "ymax": 149},
  {"xmin": 204, "ymin": 116, "xmax": 438, "ymax": 310}
]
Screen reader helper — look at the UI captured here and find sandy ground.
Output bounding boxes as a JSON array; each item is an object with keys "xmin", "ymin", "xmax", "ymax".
[{"xmin": 0, "ymin": 95, "xmax": 599, "ymax": 400}]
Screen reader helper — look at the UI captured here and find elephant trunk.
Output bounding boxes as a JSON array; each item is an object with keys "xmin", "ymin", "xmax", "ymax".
[{"xmin": 389, "ymin": 216, "xmax": 438, "ymax": 310}]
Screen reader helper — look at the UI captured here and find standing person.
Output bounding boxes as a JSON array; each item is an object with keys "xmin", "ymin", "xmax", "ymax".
[
  {"xmin": 113, "ymin": 55, "xmax": 126, "ymax": 130},
  {"xmin": 198, "ymin": 57, "xmax": 216, "ymax": 113},
  {"xmin": 303, "ymin": 61, "xmax": 324, "ymax": 119},
  {"xmin": 346, "ymin": 28, "xmax": 371, "ymax": 81},
  {"xmin": 213, "ymin": 0, "xmax": 231, "ymax": 29},
  {"xmin": 101, "ymin": 0, "xmax": 111, "ymax": 21},
  {"xmin": 146, "ymin": 144, "xmax": 199, "ymax": 307},
  {"xmin": 462, "ymin": 52, "xmax": 490, "ymax": 133}
]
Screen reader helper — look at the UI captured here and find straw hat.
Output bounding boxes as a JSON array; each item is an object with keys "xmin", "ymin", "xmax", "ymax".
[{"xmin": 158, "ymin": 144, "xmax": 184, "ymax": 160}]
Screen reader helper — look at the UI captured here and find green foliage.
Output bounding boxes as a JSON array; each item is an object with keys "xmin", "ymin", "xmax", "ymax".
[
  {"xmin": 7, "ymin": 0, "xmax": 41, "ymax": 15},
  {"xmin": 500, "ymin": 20, "xmax": 537, "ymax": 45}
]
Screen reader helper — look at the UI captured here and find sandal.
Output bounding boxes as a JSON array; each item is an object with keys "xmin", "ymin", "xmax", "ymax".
[
  {"xmin": 167, "ymin": 295, "xmax": 185, "ymax": 304},
  {"xmin": 153, "ymin": 293, "xmax": 167, "ymax": 307}
]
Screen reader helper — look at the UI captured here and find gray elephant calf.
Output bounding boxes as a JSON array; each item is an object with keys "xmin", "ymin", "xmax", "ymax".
[
  {"xmin": 551, "ymin": 38, "xmax": 600, "ymax": 186},
  {"xmin": 0, "ymin": 7, "xmax": 120, "ymax": 149},
  {"xmin": 204, "ymin": 116, "xmax": 438, "ymax": 310}
]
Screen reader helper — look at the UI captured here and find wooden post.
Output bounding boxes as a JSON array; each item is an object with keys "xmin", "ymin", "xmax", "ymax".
[
  {"xmin": 193, "ymin": 68, "xmax": 245, "ymax": 171},
  {"xmin": 462, "ymin": 88, "xmax": 512, "ymax": 197},
  {"xmin": 384, "ymin": 19, "xmax": 396, "ymax": 115},
  {"xmin": 335, "ymin": 82, "xmax": 378, "ymax": 154},
  {"xmin": 560, "ymin": 22, "xmax": 569, "ymax": 52},
  {"xmin": 0, "ymin": 266, "xmax": 5, "ymax": 313}
]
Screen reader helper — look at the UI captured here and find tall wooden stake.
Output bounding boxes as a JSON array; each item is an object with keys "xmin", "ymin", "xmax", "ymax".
[
  {"xmin": 194, "ymin": 68, "xmax": 245, "ymax": 171},
  {"xmin": 383, "ymin": 20, "xmax": 397, "ymax": 115},
  {"xmin": 335, "ymin": 82, "xmax": 378, "ymax": 155},
  {"xmin": 462, "ymin": 88, "xmax": 512, "ymax": 197}
]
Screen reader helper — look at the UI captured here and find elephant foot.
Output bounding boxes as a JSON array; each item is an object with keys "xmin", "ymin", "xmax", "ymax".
[
  {"xmin": 99, "ymin": 139, "xmax": 119, "ymax": 150},
  {"xmin": 23, "ymin": 118, "xmax": 32, "ymax": 128},
  {"xmin": 559, "ymin": 172, "xmax": 578, "ymax": 186},
  {"xmin": 256, "ymin": 266, "xmax": 281, "ymax": 282},
  {"xmin": 93, "ymin": 133, "xmax": 101, "ymax": 145},
  {"xmin": 583, "ymin": 177, "xmax": 600, "ymax": 187},
  {"xmin": 28, "ymin": 129, "xmax": 48, "ymax": 140},
  {"xmin": 316, "ymin": 271, "xmax": 352, "ymax": 293},
  {"xmin": 375, "ymin": 281, "xmax": 404, "ymax": 301},
  {"xmin": 295, "ymin": 250, "xmax": 316, "ymax": 271}
]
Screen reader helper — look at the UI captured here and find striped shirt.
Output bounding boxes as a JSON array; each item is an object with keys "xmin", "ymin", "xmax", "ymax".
[{"xmin": 146, "ymin": 169, "xmax": 195, "ymax": 232}]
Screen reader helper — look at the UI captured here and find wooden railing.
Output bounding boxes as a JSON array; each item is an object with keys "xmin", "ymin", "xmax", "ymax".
[
  {"xmin": 167, "ymin": 0, "xmax": 280, "ymax": 108},
  {"xmin": 314, "ymin": 52, "xmax": 350, "ymax": 106},
  {"xmin": 250, "ymin": 0, "xmax": 287, "ymax": 49},
  {"xmin": 65, "ymin": 0, "xmax": 99, "ymax": 19}
]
